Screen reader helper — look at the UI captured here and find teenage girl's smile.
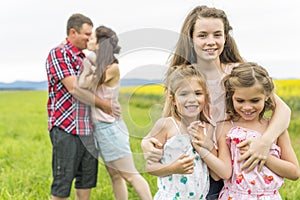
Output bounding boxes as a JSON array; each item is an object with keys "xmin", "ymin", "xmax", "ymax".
[{"xmin": 203, "ymin": 48, "xmax": 219, "ymax": 55}]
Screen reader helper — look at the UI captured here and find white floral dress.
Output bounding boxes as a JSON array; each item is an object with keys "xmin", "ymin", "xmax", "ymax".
[{"xmin": 154, "ymin": 117, "xmax": 209, "ymax": 200}]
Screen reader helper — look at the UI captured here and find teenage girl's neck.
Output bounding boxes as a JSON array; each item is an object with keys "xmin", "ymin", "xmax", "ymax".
[{"xmin": 197, "ymin": 59, "xmax": 223, "ymax": 79}]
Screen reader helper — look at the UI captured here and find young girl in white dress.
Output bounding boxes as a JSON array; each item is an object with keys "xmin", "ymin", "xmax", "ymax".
[{"xmin": 146, "ymin": 64, "xmax": 215, "ymax": 199}]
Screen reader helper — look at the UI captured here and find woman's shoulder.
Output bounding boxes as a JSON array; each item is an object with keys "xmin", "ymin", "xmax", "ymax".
[
  {"xmin": 107, "ymin": 63, "xmax": 120, "ymax": 72},
  {"xmin": 104, "ymin": 63, "xmax": 120, "ymax": 85}
]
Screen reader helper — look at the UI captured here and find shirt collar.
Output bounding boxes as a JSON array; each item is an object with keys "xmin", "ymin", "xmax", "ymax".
[{"xmin": 65, "ymin": 38, "xmax": 86, "ymax": 58}]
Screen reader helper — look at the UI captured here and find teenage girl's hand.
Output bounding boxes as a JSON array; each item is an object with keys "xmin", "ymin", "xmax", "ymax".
[
  {"xmin": 238, "ymin": 143, "xmax": 249, "ymax": 155},
  {"xmin": 237, "ymin": 137, "xmax": 269, "ymax": 172},
  {"xmin": 169, "ymin": 154, "xmax": 196, "ymax": 174},
  {"xmin": 141, "ymin": 137, "xmax": 163, "ymax": 164}
]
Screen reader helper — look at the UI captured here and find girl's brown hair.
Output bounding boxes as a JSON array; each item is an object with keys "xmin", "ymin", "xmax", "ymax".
[
  {"xmin": 95, "ymin": 25, "xmax": 121, "ymax": 85},
  {"xmin": 223, "ymin": 62, "xmax": 276, "ymax": 120}
]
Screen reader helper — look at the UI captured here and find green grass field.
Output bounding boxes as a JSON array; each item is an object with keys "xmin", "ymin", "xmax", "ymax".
[{"xmin": 0, "ymin": 80, "xmax": 299, "ymax": 199}]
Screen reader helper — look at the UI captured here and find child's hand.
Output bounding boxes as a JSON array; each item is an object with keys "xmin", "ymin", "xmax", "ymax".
[
  {"xmin": 188, "ymin": 120, "xmax": 206, "ymax": 142},
  {"xmin": 170, "ymin": 154, "xmax": 196, "ymax": 174}
]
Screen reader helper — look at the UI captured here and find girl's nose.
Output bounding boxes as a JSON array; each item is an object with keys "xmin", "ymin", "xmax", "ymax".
[
  {"xmin": 243, "ymin": 103, "xmax": 252, "ymax": 110},
  {"xmin": 188, "ymin": 94, "xmax": 197, "ymax": 102},
  {"xmin": 206, "ymin": 36, "xmax": 216, "ymax": 45}
]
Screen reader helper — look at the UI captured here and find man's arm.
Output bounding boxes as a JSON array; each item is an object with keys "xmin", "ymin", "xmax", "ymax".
[{"xmin": 61, "ymin": 75, "xmax": 121, "ymax": 117}]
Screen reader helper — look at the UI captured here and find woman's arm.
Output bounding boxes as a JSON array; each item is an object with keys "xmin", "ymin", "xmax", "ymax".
[
  {"xmin": 237, "ymin": 94, "xmax": 291, "ymax": 172},
  {"xmin": 265, "ymin": 130, "xmax": 300, "ymax": 180},
  {"xmin": 78, "ymin": 58, "xmax": 97, "ymax": 89}
]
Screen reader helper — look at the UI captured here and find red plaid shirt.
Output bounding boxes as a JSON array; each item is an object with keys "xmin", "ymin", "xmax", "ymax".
[{"xmin": 46, "ymin": 39, "xmax": 92, "ymax": 135}]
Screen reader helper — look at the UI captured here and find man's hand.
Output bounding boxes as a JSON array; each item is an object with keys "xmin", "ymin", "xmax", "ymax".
[
  {"xmin": 237, "ymin": 138, "xmax": 270, "ymax": 172},
  {"xmin": 141, "ymin": 137, "xmax": 163, "ymax": 164},
  {"xmin": 111, "ymin": 101, "xmax": 121, "ymax": 119}
]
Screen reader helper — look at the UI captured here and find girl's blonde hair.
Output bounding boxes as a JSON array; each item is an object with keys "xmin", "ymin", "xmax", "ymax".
[
  {"xmin": 223, "ymin": 62, "xmax": 276, "ymax": 120},
  {"xmin": 163, "ymin": 64, "xmax": 210, "ymax": 123}
]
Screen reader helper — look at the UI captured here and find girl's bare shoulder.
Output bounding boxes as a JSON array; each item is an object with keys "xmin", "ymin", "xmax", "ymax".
[{"xmin": 215, "ymin": 120, "xmax": 233, "ymax": 136}]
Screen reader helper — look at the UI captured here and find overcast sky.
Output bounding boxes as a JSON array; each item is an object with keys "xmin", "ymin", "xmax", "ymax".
[{"xmin": 1, "ymin": 0, "xmax": 300, "ymax": 83}]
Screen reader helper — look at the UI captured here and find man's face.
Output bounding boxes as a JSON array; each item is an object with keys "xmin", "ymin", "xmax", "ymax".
[{"xmin": 70, "ymin": 23, "xmax": 93, "ymax": 50}]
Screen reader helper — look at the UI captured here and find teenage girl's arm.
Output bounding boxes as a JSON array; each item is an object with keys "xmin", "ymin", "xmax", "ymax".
[
  {"xmin": 145, "ymin": 118, "xmax": 195, "ymax": 176},
  {"xmin": 265, "ymin": 129, "xmax": 300, "ymax": 180},
  {"xmin": 192, "ymin": 122, "xmax": 232, "ymax": 180},
  {"xmin": 237, "ymin": 94, "xmax": 291, "ymax": 171}
]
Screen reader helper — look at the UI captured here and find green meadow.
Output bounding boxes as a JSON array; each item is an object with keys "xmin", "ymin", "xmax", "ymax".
[{"xmin": 0, "ymin": 79, "xmax": 299, "ymax": 199}]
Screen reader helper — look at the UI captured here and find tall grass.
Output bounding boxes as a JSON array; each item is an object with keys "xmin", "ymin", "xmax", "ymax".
[{"xmin": 0, "ymin": 79, "xmax": 299, "ymax": 199}]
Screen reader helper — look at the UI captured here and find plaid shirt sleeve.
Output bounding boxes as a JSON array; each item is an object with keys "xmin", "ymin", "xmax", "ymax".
[{"xmin": 47, "ymin": 46, "xmax": 78, "ymax": 84}]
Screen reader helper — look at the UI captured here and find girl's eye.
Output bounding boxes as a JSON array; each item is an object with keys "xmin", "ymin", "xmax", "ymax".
[
  {"xmin": 236, "ymin": 99, "xmax": 244, "ymax": 103},
  {"xmin": 198, "ymin": 34, "xmax": 206, "ymax": 38},
  {"xmin": 251, "ymin": 99, "xmax": 260, "ymax": 103},
  {"xmin": 195, "ymin": 92, "xmax": 203, "ymax": 96}
]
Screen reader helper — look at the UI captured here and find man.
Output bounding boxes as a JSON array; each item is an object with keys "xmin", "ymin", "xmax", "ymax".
[{"xmin": 46, "ymin": 13, "xmax": 120, "ymax": 200}]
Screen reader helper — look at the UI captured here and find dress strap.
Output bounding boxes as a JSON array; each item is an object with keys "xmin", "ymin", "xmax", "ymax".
[{"xmin": 169, "ymin": 117, "xmax": 181, "ymax": 135}]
